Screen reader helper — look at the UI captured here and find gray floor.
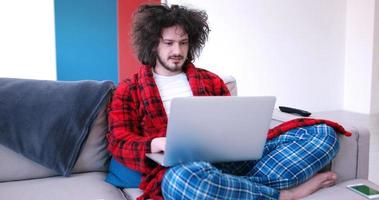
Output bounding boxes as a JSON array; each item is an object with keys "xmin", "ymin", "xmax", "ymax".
[{"xmin": 315, "ymin": 111, "xmax": 379, "ymax": 184}]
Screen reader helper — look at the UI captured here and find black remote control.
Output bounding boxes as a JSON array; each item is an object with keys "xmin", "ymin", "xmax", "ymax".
[{"xmin": 279, "ymin": 106, "xmax": 312, "ymax": 117}]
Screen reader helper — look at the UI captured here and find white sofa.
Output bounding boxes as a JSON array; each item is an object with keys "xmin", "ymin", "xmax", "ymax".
[{"xmin": 0, "ymin": 76, "xmax": 371, "ymax": 200}]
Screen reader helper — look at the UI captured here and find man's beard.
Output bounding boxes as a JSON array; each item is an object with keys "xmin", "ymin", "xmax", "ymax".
[{"xmin": 157, "ymin": 54, "xmax": 186, "ymax": 73}]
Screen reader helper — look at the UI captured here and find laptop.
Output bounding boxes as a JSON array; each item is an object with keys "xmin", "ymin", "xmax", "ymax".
[{"xmin": 146, "ymin": 96, "xmax": 276, "ymax": 167}]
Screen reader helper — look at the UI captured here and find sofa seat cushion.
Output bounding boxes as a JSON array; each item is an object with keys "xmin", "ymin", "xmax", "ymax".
[
  {"xmin": 122, "ymin": 188, "xmax": 144, "ymax": 200},
  {"xmin": 123, "ymin": 179, "xmax": 379, "ymax": 200},
  {"xmin": 303, "ymin": 179, "xmax": 379, "ymax": 200},
  {"xmin": 0, "ymin": 172, "xmax": 125, "ymax": 200}
]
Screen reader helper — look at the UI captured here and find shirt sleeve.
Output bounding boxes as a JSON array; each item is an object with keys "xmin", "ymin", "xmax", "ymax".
[{"xmin": 106, "ymin": 80, "xmax": 155, "ymax": 173}]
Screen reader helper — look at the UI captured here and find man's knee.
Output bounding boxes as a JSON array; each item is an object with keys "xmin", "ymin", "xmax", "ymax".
[
  {"xmin": 316, "ymin": 124, "xmax": 339, "ymax": 148},
  {"xmin": 312, "ymin": 124, "xmax": 340, "ymax": 161},
  {"xmin": 162, "ymin": 162, "xmax": 214, "ymax": 198},
  {"xmin": 162, "ymin": 164, "xmax": 189, "ymax": 199}
]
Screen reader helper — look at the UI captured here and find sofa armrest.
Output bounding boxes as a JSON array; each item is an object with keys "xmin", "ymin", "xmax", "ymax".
[
  {"xmin": 271, "ymin": 110, "xmax": 370, "ymax": 183},
  {"xmin": 356, "ymin": 126, "xmax": 370, "ymax": 179},
  {"xmin": 331, "ymin": 126, "xmax": 369, "ymax": 182}
]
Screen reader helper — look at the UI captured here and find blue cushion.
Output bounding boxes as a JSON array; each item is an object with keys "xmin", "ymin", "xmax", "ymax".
[{"xmin": 105, "ymin": 158, "xmax": 142, "ymax": 188}]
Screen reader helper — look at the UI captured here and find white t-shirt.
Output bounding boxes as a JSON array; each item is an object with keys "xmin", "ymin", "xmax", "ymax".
[{"xmin": 153, "ymin": 72, "xmax": 193, "ymax": 115}]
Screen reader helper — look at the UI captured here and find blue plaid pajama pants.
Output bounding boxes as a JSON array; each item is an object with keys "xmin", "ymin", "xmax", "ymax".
[{"xmin": 161, "ymin": 124, "xmax": 340, "ymax": 200}]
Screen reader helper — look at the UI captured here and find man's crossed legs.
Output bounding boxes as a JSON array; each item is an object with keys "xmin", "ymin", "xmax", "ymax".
[{"xmin": 162, "ymin": 124, "xmax": 340, "ymax": 199}]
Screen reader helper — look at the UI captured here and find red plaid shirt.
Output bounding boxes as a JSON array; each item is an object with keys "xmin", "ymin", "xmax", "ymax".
[
  {"xmin": 107, "ymin": 63, "xmax": 351, "ymax": 199},
  {"xmin": 106, "ymin": 63, "xmax": 230, "ymax": 199}
]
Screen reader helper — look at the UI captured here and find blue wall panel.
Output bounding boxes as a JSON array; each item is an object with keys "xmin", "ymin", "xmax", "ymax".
[{"xmin": 55, "ymin": 0, "xmax": 118, "ymax": 82}]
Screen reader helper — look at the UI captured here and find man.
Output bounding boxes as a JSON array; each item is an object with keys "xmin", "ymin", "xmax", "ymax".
[{"xmin": 107, "ymin": 4, "xmax": 340, "ymax": 200}]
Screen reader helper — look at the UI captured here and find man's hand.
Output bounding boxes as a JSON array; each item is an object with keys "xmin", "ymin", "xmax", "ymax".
[{"xmin": 151, "ymin": 137, "xmax": 166, "ymax": 153}]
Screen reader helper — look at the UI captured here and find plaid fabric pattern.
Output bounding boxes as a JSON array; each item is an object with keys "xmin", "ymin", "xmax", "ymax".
[
  {"xmin": 162, "ymin": 124, "xmax": 340, "ymax": 200},
  {"xmin": 267, "ymin": 118, "xmax": 352, "ymax": 139},
  {"xmin": 106, "ymin": 63, "xmax": 230, "ymax": 200}
]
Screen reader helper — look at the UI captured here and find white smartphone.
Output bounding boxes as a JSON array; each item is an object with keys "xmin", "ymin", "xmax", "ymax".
[{"xmin": 347, "ymin": 183, "xmax": 379, "ymax": 199}]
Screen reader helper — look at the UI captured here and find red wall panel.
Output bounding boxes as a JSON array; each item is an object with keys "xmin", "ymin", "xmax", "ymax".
[{"xmin": 118, "ymin": 0, "xmax": 161, "ymax": 81}]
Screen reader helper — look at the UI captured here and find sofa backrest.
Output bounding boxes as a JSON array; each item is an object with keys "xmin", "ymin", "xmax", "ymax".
[{"xmin": 222, "ymin": 75, "xmax": 237, "ymax": 96}]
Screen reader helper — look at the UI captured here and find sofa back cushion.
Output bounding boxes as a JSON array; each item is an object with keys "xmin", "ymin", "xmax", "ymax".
[
  {"xmin": 0, "ymin": 102, "xmax": 110, "ymax": 182},
  {"xmin": 0, "ymin": 144, "xmax": 57, "ymax": 182},
  {"xmin": 71, "ymin": 103, "xmax": 110, "ymax": 173}
]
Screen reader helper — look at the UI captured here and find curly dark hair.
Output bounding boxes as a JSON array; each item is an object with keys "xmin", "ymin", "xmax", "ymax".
[{"xmin": 132, "ymin": 4, "xmax": 210, "ymax": 67}]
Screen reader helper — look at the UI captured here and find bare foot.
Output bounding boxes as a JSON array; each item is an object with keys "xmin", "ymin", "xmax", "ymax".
[{"xmin": 279, "ymin": 171, "xmax": 337, "ymax": 200}]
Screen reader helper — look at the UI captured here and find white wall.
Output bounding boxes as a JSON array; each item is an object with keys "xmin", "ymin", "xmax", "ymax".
[
  {"xmin": 344, "ymin": 0, "xmax": 376, "ymax": 114},
  {"xmin": 1, "ymin": 0, "xmax": 377, "ymax": 113},
  {"xmin": 0, "ymin": 0, "xmax": 56, "ymax": 80},
  {"xmin": 371, "ymin": 1, "xmax": 379, "ymax": 114},
  {"xmin": 169, "ymin": 0, "xmax": 346, "ymax": 112}
]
